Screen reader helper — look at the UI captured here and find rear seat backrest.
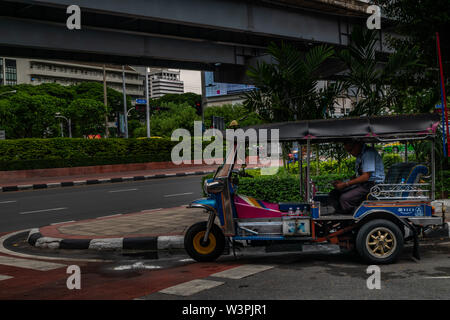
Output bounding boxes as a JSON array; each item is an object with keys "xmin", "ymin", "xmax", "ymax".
[{"xmin": 383, "ymin": 162, "xmax": 429, "ymax": 198}]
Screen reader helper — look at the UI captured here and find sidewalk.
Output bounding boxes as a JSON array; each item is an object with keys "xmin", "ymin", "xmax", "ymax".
[
  {"xmin": 27, "ymin": 200, "xmax": 450, "ymax": 252},
  {"xmin": 28, "ymin": 206, "xmax": 206, "ymax": 251}
]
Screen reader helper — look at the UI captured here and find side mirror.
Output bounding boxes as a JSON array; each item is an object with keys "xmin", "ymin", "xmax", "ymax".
[{"xmin": 206, "ymin": 180, "xmax": 225, "ymax": 194}]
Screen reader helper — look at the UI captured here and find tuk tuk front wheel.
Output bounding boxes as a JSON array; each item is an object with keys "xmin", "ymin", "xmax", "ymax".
[
  {"xmin": 356, "ymin": 219, "xmax": 404, "ymax": 264},
  {"xmin": 184, "ymin": 221, "xmax": 225, "ymax": 262}
]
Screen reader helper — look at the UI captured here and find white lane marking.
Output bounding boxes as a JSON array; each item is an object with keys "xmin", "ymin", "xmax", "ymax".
[
  {"xmin": 140, "ymin": 208, "xmax": 162, "ymax": 212},
  {"xmin": 0, "ymin": 200, "xmax": 16, "ymax": 204},
  {"xmin": 96, "ymin": 214, "xmax": 123, "ymax": 219},
  {"xmin": 19, "ymin": 207, "xmax": 68, "ymax": 215},
  {"xmin": 0, "ymin": 275, "xmax": 13, "ymax": 281},
  {"xmin": 0, "ymin": 256, "xmax": 66, "ymax": 271},
  {"xmin": 50, "ymin": 220, "xmax": 75, "ymax": 225},
  {"xmin": 108, "ymin": 188, "xmax": 138, "ymax": 193},
  {"xmin": 210, "ymin": 265, "xmax": 274, "ymax": 279},
  {"xmin": 424, "ymin": 276, "xmax": 450, "ymax": 279},
  {"xmin": 163, "ymin": 192, "xmax": 194, "ymax": 197},
  {"xmin": 160, "ymin": 279, "xmax": 224, "ymax": 296}
]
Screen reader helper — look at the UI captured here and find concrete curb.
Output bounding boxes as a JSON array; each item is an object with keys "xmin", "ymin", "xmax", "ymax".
[
  {"xmin": 27, "ymin": 228, "xmax": 185, "ymax": 251},
  {"xmin": 0, "ymin": 165, "xmax": 265, "ymax": 193},
  {"xmin": 0, "ymin": 170, "xmax": 216, "ymax": 193}
]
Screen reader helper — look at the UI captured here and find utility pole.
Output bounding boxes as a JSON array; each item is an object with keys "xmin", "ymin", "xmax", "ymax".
[
  {"xmin": 103, "ymin": 65, "xmax": 109, "ymax": 138},
  {"xmin": 122, "ymin": 65, "xmax": 129, "ymax": 138},
  {"xmin": 145, "ymin": 67, "xmax": 150, "ymax": 138},
  {"xmin": 200, "ymin": 71, "xmax": 206, "ymax": 132}
]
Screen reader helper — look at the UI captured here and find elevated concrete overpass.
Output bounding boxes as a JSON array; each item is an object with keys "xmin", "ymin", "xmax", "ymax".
[{"xmin": 0, "ymin": 0, "xmax": 383, "ymax": 82}]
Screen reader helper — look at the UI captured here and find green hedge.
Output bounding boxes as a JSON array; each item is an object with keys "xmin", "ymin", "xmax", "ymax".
[
  {"xmin": 0, "ymin": 137, "xmax": 230, "ymax": 171},
  {"xmin": 201, "ymin": 169, "xmax": 352, "ymax": 203},
  {"xmin": 0, "ymin": 138, "xmax": 178, "ymax": 171}
]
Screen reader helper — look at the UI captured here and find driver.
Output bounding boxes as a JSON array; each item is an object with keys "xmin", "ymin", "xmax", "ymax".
[{"xmin": 329, "ymin": 139, "xmax": 385, "ymax": 214}]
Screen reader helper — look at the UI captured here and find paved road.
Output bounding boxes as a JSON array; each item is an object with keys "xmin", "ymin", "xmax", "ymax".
[
  {"xmin": 1, "ymin": 239, "xmax": 449, "ymax": 300},
  {"xmin": 0, "ymin": 176, "xmax": 203, "ymax": 233}
]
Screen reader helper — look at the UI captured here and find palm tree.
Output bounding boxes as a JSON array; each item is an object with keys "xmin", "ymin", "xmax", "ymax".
[
  {"xmin": 243, "ymin": 42, "xmax": 341, "ymax": 122},
  {"xmin": 338, "ymin": 26, "xmax": 420, "ymax": 116}
]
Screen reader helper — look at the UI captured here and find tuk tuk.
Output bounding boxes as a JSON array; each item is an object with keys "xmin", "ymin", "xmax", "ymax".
[{"xmin": 184, "ymin": 113, "xmax": 447, "ymax": 264}]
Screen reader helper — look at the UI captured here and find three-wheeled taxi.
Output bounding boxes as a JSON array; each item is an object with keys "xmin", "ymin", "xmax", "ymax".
[{"xmin": 184, "ymin": 114, "xmax": 448, "ymax": 264}]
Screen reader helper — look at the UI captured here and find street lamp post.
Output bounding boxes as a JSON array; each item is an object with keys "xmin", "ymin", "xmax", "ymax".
[
  {"xmin": 122, "ymin": 65, "xmax": 129, "ymax": 138},
  {"xmin": 55, "ymin": 112, "xmax": 72, "ymax": 138}
]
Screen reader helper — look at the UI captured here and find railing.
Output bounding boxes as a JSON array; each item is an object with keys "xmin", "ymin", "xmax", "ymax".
[{"xmin": 369, "ymin": 184, "xmax": 430, "ymax": 200}]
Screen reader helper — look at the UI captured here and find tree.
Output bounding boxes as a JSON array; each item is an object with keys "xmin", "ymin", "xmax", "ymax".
[
  {"xmin": 72, "ymin": 82, "xmax": 130, "ymax": 113},
  {"xmin": 203, "ymin": 104, "xmax": 263, "ymax": 128},
  {"xmin": 0, "ymin": 92, "xmax": 64, "ymax": 138},
  {"xmin": 151, "ymin": 92, "xmax": 201, "ymax": 107},
  {"xmin": 134, "ymin": 102, "xmax": 200, "ymax": 137},
  {"xmin": 243, "ymin": 42, "xmax": 341, "ymax": 122},
  {"xmin": 66, "ymin": 98, "xmax": 108, "ymax": 137},
  {"xmin": 376, "ymin": 0, "xmax": 450, "ymax": 81},
  {"xmin": 338, "ymin": 26, "xmax": 420, "ymax": 116},
  {"xmin": 375, "ymin": 0, "xmax": 450, "ymax": 114}
]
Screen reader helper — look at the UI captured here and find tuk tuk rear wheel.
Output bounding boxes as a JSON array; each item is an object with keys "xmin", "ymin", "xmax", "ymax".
[
  {"xmin": 184, "ymin": 221, "xmax": 225, "ymax": 262},
  {"xmin": 356, "ymin": 219, "xmax": 404, "ymax": 264}
]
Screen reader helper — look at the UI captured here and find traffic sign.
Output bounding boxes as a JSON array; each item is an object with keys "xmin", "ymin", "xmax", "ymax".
[{"xmin": 136, "ymin": 98, "xmax": 147, "ymax": 105}]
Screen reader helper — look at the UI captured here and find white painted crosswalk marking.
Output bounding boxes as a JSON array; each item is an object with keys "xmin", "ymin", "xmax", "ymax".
[
  {"xmin": 160, "ymin": 279, "xmax": 224, "ymax": 296},
  {"xmin": 0, "ymin": 256, "xmax": 65, "ymax": 271},
  {"xmin": 0, "ymin": 275, "xmax": 13, "ymax": 281},
  {"xmin": 210, "ymin": 265, "xmax": 274, "ymax": 279}
]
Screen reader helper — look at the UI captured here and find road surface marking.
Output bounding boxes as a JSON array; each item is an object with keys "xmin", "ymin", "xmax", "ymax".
[
  {"xmin": 50, "ymin": 220, "xmax": 75, "ymax": 225},
  {"xmin": 19, "ymin": 207, "xmax": 68, "ymax": 215},
  {"xmin": 140, "ymin": 208, "xmax": 162, "ymax": 213},
  {"xmin": 0, "ymin": 256, "xmax": 65, "ymax": 271},
  {"xmin": 0, "ymin": 200, "xmax": 16, "ymax": 204},
  {"xmin": 159, "ymin": 279, "xmax": 224, "ymax": 296},
  {"xmin": 210, "ymin": 265, "xmax": 274, "ymax": 279},
  {"xmin": 424, "ymin": 276, "xmax": 450, "ymax": 279},
  {"xmin": 96, "ymin": 214, "xmax": 123, "ymax": 219},
  {"xmin": 108, "ymin": 188, "xmax": 138, "ymax": 193},
  {"xmin": 0, "ymin": 275, "xmax": 13, "ymax": 281},
  {"xmin": 164, "ymin": 192, "xmax": 194, "ymax": 197}
]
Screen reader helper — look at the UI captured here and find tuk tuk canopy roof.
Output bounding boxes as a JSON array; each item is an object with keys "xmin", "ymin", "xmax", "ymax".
[{"xmin": 243, "ymin": 113, "xmax": 440, "ymax": 143}]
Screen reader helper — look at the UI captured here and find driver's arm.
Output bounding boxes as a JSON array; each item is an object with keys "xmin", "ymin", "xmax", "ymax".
[{"xmin": 346, "ymin": 172, "xmax": 371, "ymax": 187}]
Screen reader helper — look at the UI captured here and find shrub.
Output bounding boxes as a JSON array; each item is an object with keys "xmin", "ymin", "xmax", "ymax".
[
  {"xmin": 200, "ymin": 168, "xmax": 352, "ymax": 202},
  {"xmin": 0, "ymin": 138, "xmax": 178, "ymax": 170},
  {"xmin": 382, "ymin": 153, "xmax": 403, "ymax": 168}
]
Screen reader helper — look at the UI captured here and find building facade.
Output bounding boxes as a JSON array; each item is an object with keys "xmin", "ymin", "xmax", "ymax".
[
  {"xmin": 1, "ymin": 57, "xmax": 145, "ymax": 101},
  {"xmin": 147, "ymin": 68, "xmax": 184, "ymax": 98},
  {"xmin": 0, "ymin": 57, "xmax": 18, "ymax": 85}
]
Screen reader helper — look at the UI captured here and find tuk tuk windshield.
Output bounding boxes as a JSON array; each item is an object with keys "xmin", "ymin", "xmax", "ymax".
[{"xmin": 214, "ymin": 143, "xmax": 240, "ymax": 179}]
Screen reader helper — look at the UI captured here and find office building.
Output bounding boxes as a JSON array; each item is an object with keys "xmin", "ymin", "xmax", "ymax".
[
  {"xmin": 147, "ymin": 68, "xmax": 184, "ymax": 98},
  {"xmin": 0, "ymin": 57, "xmax": 145, "ymax": 101}
]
